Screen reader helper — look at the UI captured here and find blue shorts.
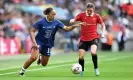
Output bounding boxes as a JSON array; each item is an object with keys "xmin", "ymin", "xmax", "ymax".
[{"xmin": 37, "ymin": 41, "xmax": 51, "ymax": 56}]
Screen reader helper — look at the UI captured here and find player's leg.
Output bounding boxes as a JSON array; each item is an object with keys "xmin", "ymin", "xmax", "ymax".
[
  {"xmin": 19, "ymin": 47, "xmax": 39, "ymax": 76},
  {"xmin": 37, "ymin": 54, "xmax": 41, "ymax": 65},
  {"xmin": 78, "ymin": 41, "xmax": 88, "ymax": 76},
  {"xmin": 91, "ymin": 45, "xmax": 98, "ymax": 69},
  {"xmin": 40, "ymin": 47, "xmax": 51, "ymax": 66},
  {"xmin": 41, "ymin": 55, "xmax": 50, "ymax": 66},
  {"xmin": 78, "ymin": 49, "xmax": 86, "ymax": 75},
  {"xmin": 36, "ymin": 43, "xmax": 43, "ymax": 65},
  {"xmin": 90, "ymin": 39, "xmax": 99, "ymax": 76}
]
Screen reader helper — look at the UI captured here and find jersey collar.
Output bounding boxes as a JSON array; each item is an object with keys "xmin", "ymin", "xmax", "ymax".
[
  {"xmin": 85, "ymin": 11, "xmax": 94, "ymax": 17},
  {"xmin": 46, "ymin": 16, "xmax": 53, "ymax": 22}
]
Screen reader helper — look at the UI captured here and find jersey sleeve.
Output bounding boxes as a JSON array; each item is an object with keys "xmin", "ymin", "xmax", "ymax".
[
  {"xmin": 74, "ymin": 13, "xmax": 82, "ymax": 21},
  {"xmin": 32, "ymin": 19, "xmax": 41, "ymax": 30},
  {"xmin": 57, "ymin": 20, "xmax": 65, "ymax": 29},
  {"xmin": 97, "ymin": 14, "xmax": 103, "ymax": 24}
]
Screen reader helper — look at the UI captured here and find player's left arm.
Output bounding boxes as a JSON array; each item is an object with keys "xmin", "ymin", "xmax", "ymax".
[
  {"xmin": 63, "ymin": 22, "xmax": 82, "ymax": 31},
  {"xmin": 97, "ymin": 14, "xmax": 106, "ymax": 38},
  {"xmin": 63, "ymin": 25, "xmax": 78, "ymax": 31},
  {"xmin": 57, "ymin": 20, "xmax": 81, "ymax": 31},
  {"xmin": 101, "ymin": 23, "xmax": 106, "ymax": 38}
]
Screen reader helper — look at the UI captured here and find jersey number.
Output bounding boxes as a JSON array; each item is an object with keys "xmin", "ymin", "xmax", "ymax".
[{"xmin": 44, "ymin": 30, "xmax": 52, "ymax": 38}]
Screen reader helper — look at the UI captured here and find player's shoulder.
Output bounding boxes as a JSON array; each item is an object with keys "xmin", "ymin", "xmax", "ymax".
[
  {"xmin": 78, "ymin": 12, "xmax": 85, "ymax": 15},
  {"xmin": 54, "ymin": 19, "xmax": 59, "ymax": 22},
  {"xmin": 36, "ymin": 18, "xmax": 44, "ymax": 23},
  {"xmin": 54, "ymin": 19, "xmax": 62, "ymax": 23},
  {"xmin": 94, "ymin": 13, "xmax": 101, "ymax": 17}
]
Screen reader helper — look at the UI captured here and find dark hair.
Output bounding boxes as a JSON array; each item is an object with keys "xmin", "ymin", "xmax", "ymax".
[
  {"xmin": 86, "ymin": 3, "xmax": 95, "ymax": 9},
  {"xmin": 43, "ymin": 7, "xmax": 53, "ymax": 15}
]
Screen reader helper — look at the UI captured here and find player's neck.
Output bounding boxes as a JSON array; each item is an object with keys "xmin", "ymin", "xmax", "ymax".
[
  {"xmin": 86, "ymin": 11, "xmax": 94, "ymax": 17},
  {"xmin": 46, "ymin": 16, "xmax": 53, "ymax": 22}
]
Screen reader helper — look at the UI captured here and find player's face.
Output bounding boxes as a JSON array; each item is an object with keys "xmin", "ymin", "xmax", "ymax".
[
  {"xmin": 86, "ymin": 8, "xmax": 94, "ymax": 16},
  {"xmin": 48, "ymin": 10, "xmax": 56, "ymax": 21}
]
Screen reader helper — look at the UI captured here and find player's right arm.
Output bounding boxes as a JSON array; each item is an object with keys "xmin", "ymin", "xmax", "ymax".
[
  {"xmin": 31, "ymin": 20, "xmax": 41, "ymax": 49},
  {"xmin": 70, "ymin": 13, "xmax": 82, "ymax": 24},
  {"xmin": 30, "ymin": 27, "xmax": 38, "ymax": 49},
  {"xmin": 64, "ymin": 13, "xmax": 82, "ymax": 31}
]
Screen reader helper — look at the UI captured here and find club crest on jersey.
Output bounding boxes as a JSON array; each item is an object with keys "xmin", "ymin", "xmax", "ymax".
[
  {"xmin": 92, "ymin": 18, "xmax": 96, "ymax": 21},
  {"xmin": 47, "ymin": 26, "xmax": 55, "ymax": 28}
]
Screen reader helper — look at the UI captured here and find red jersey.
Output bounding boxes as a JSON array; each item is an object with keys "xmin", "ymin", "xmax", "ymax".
[{"xmin": 74, "ymin": 12, "xmax": 103, "ymax": 41}]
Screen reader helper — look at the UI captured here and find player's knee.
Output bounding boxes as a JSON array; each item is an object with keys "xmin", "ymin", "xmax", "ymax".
[
  {"xmin": 79, "ymin": 56, "xmax": 84, "ymax": 59},
  {"xmin": 41, "ymin": 63, "xmax": 47, "ymax": 67},
  {"xmin": 91, "ymin": 49, "xmax": 96, "ymax": 55},
  {"xmin": 90, "ymin": 45, "xmax": 97, "ymax": 54},
  {"xmin": 91, "ymin": 52, "xmax": 96, "ymax": 56},
  {"xmin": 79, "ymin": 49, "xmax": 85, "ymax": 59}
]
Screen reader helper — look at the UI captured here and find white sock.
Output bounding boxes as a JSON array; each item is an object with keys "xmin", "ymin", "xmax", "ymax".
[
  {"xmin": 20, "ymin": 67, "xmax": 26, "ymax": 73},
  {"xmin": 95, "ymin": 68, "xmax": 98, "ymax": 70}
]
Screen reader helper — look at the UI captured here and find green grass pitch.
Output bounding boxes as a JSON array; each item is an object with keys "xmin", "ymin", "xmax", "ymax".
[{"xmin": 0, "ymin": 51, "xmax": 133, "ymax": 80}]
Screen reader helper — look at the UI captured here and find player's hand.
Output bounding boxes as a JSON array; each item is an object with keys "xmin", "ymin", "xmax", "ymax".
[
  {"xmin": 32, "ymin": 42, "xmax": 38, "ymax": 50},
  {"xmin": 101, "ymin": 34, "xmax": 105, "ymax": 38},
  {"xmin": 70, "ymin": 19, "xmax": 75, "ymax": 24}
]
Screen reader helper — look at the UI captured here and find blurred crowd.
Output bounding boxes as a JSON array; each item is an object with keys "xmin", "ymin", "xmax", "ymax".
[{"xmin": 0, "ymin": 0, "xmax": 133, "ymax": 53}]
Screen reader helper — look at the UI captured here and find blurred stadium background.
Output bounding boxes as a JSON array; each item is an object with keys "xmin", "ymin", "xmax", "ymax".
[
  {"xmin": 0, "ymin": 0, "xmax": 133, "ymax": 55},
  {"xmin": 0, "ymin": 0, "xmax": 133, "ymax": 80}
]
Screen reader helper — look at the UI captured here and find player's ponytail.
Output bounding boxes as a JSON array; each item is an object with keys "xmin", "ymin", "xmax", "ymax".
[{"xmin": 43, "ymin": 7, "xmax": 53, "ymax": 15}]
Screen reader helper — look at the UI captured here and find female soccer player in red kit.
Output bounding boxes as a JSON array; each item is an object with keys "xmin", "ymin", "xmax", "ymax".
[{"xmin": 70, "ymin": 3, "xmax": 105, "ymax": 76}]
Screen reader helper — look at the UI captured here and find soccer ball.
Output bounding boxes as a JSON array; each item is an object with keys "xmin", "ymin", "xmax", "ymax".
[{"xmin": 71, "ymin": 63, "xmax": 82, "ymax": 74}]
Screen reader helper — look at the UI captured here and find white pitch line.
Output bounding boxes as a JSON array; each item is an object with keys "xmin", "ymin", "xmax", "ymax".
[
  {"xmin": 0, "ymin": 55, "xmax": 130, "ymax": 71},
  {"xmin": 0, "ymin": 56, "xmax": 107, "ymax": 71},
  {"xmin": 0, "ymin": 60, "xmax": 79, "ymax": 71},
  {"xmin": 0, "ymin": 56, "xmax": 130, "ymax": 76},
  {"xmin": 0, "ymin": 63, "xmax": 72, "ymax": 76}
]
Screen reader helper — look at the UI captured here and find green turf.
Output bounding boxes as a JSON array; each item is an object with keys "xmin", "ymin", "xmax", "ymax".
[{"xmin": 0, "ymin": 51, "xmax": 133, "ymax": 80}]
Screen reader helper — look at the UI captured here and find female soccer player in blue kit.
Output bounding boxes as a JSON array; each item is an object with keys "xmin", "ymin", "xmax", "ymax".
[{"xmin": 19, "ymin": 7, "xmax": 80, "ymax": 76}]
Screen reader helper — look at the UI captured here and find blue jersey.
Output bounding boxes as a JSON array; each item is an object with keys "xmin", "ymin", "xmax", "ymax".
[{"xmin": 33, "ymin": 17, "xmax": 64, "ymax": 48}]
